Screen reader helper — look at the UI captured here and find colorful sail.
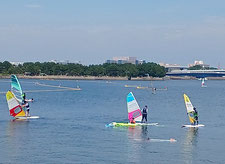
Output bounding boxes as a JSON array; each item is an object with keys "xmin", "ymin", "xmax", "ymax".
[
  {"xmin": 6, "ymin": 91, "xmax": 25, "ymax": 117},
  {"xmin": 183, "ymin": 94, "xmax": 195, "ymax": 124},
  {"xmin": 127, "ymin": 92, "xmax": 142, "ymax": 122},
  {"xmin": 11, "ymin": 75, "xmax": 23, "ymax": 103}
]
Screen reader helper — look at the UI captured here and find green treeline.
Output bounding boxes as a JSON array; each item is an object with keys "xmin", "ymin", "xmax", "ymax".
[
  {"xmin": 0, "ymin": 61, "xmax": 166, "ymax": 78},
  {"xmin": 188, "ymin": 65, "xmax": 217, "ymax": 70}
]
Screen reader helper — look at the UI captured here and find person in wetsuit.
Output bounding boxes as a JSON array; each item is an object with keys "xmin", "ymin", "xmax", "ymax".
[{"xmin": 141, "ymin": 105, "xmax": 148, "ymax": 123}]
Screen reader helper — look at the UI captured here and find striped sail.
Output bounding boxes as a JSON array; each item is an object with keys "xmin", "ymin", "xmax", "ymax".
[
  {"xmin": 11, "ymin": 75, "xmax": 23, "ymax": 103},
  {"xmin": 127, "ymin": 92, "xmax": 142, "ymax": 122},
  {"xmin": 183, "ymin": 94, "xmax": 195, "ymax": 124},
  {"xmin": 6, "ymin": 91, "xmax": 25, "ymax": 117}
]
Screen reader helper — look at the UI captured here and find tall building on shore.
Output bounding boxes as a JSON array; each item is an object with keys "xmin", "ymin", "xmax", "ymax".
[{"xmin": 106, "ymin": 56, "xmax": 146, "ymax": 65}]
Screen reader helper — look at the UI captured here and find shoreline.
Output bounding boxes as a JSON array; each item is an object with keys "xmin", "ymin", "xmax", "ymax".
[
  {"xmin": 0, "ymin": 75, "xmax": 164, "ymax": 81},
  {"xmin": 1, "ymin": 75, "xmax": 225, "ymax": 80}
]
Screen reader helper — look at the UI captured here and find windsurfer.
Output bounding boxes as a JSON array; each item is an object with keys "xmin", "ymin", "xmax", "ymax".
[
  {"xmin": 193, "ymin": 107, "xmax": 198, "ymax": 125},
  {"xmin": 141, "ymin": 105, "xmax": 148, "ymax": 123},
  {"xmin": 22, "ymin": 93, "xmax": 33, "ymax": 116}
]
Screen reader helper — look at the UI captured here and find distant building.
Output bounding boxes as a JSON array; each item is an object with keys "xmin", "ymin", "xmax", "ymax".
[
  {"xmin": 106, "ymin": 57, "xmax": 146, "ymax": 65},
  {"xmin": 10, "ymin": 62, "xmax": 24, "ymax": 66},
  {"xmin": 50, "ymin": 60, "xmax": 70, "ymax": 64},
  {"xmin": 188, "ymin": 60, "xmax": 210, "ymax": 68},
  {"xmin": 50, "ymin": 60, "xmax": 80, "ymax": 64},
  {"xmin": 159, "ymin": 63, "xmax": 188, "ymax": 72}
]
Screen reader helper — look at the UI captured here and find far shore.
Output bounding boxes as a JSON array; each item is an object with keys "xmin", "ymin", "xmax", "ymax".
[
  {"xmin": 0, "ymin": 75, "xmax": 225, "ymax": 80},
  {"xmin": 0, "ymin": 75, "xmax": 163, "ymax": 81}
]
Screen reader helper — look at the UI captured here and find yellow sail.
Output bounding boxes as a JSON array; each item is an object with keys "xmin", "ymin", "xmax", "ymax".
[
  {"xmin": 6, "ymin": 91, "xmax": 26, "ymax": 117},
  {"xmin": 183, "ymin": 94, "xmax": 195, "ymax": 124}
]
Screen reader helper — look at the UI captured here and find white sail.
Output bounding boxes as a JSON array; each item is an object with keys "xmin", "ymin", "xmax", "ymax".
[
  {"xmin": 201, "ymin": 78, "xmax": 207, "ymax": 87},
  {"xmin": 127, "ymin": 92, "xmax": 142, "ymax": 122}
]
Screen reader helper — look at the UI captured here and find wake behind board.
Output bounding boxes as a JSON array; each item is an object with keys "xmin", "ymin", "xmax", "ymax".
[
  {"xmin": 106, "ymin": 122, "xmax": 158, "ymax": 127},
  {"xmin": 182, "ymin": 124, "xmax": 205, "ymax": 128},
  {"xmin": 15, "ymin": 116, "xmax": 40, "ymax": 120}
]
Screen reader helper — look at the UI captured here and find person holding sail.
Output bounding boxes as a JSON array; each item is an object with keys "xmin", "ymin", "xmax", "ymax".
[
  {"xmin": 193, "ymin": 107, "xmax": 198, "ymax": 125},
  {"xmin": 141, "ymin": 105, "xmax": 148, "ymax": 123},
  {"xmin": 22, "ymin": 93, "xmax": 33, "ymax": 116}
]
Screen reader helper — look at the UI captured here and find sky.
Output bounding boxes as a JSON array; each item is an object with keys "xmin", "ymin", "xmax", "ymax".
[{"xmin": 0, "ymin": 0, "xmax": 225, "ymax": 67}]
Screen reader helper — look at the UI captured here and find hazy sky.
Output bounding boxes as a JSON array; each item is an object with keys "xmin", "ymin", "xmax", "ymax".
[{"xmin": 1, "ymin": 0, "xmax": 225, "ymax": 67}]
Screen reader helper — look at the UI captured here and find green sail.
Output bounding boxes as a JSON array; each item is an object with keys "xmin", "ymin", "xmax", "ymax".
[{"xmin": 11, "ymin": 75, "xmax": 23, "ymax": 103}]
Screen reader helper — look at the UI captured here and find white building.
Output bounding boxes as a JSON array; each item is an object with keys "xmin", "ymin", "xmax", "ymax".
[
  {"xmin": 106, "ymin": 57, "xmax": 145, "ymax": 65},
  {"xmin": 188, "ymin": 60, "xmax": 210, "ymax": 68},
  {"xmin": 10, "ymin": 62, "xmax": 24, "ymax": 66}
]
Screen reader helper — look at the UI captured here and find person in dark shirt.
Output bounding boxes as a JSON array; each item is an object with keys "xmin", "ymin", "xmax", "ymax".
[
  {"xmin": 141, "ymin": 105, "xmax": 148, "ymax": 123},
  {"xmin": 21, "ymin": 93, "xmax": 33, "ymax": 116}
]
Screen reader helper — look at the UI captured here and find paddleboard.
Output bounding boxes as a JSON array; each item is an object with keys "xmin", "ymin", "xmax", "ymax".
[
  {"xmin": 106, "ymin": 122, "xmax": 158, "ymax": 127},
  {"xmin": 148, "ymin": 138, "xmax": 177, "ymax": 142},
  {"xmin": 15, "ymin": 116, "xmax": 40, "ymax": 120},
  {"xmin": 182, "ymin": 124, "xmax": 205, "ymax": 128}
]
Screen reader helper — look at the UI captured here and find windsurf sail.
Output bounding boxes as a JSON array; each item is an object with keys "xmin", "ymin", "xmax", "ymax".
[
  {"xmin": 183, "ymin": 94, "xmax": 195, "ymax": 124},
  {"xmin": 11, "ymin": 75, "xmax": 23, "ymax": 103},
  {"xmin": 201, "ymin": 78, "xmax": 206, "ymax": 87},
  {"xmin": 127, "ymin": 92, "xmax": 142, "ymax": 122},
  {"xmin": 6, "ymin": 91, "xmax": 26, "ymax": 117}
]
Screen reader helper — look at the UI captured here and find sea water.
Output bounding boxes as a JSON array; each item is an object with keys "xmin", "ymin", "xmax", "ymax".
[{"xmin": 0, "ymin": 79, "xmax": 225, "ymax": 163}]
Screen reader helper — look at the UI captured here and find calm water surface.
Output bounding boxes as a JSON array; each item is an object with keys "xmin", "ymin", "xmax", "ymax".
[{"xmin": 0, "ymin": 79, "xmax": 225, "ymax": 164}]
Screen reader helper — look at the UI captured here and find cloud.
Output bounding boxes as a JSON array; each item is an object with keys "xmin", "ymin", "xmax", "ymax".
[{"xmin": 25, "ymin": 4, "xmax": 41, "ymax": 8}]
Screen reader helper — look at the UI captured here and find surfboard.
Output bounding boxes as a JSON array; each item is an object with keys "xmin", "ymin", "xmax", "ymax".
[
  {"xmin": 106, "ymin": 122, "xmax": 158, "ymax": 127},
  {"xmin": 182, "ymin": 124, "xmax": 205, "ymax": 128},
  {"xmin": 147, "ymin": 138, "xmax": 177, "ymax": 142},
  {"xmin": 15, "ymin": 116, "xmax": 40, "ymax": 120}
]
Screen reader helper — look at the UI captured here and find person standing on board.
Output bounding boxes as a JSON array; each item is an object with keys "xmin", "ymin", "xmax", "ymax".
[
  {"xmin": 193, "ymin": 107, "xmax": 198, "ymax": 125},
  {"xmin": 141, "ymin": 105, "xmax": 148, "ymax": 123},
  {"xmin": 22, "ymin": 93, "xmax": 33, "ymax": 116}
]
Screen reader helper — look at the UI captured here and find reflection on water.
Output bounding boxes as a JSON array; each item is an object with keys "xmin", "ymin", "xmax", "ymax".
[
  {"xmin": 141, "ymin": 126, "xmax": 148, "ymax": 139},
  {"xmin": 125, "ymin": 126, "xmax": 150, "ymax": 163},
  {"xmin": 183, "ymin": 128, "xmax": 199, "ymax": 164},
  {"xmin": 4, "ymin": 120, "xmax": 30, "ymax": 161},
  {"xmin": 127, "ymin": 126, "xmax": 149, "ymax": 142}
]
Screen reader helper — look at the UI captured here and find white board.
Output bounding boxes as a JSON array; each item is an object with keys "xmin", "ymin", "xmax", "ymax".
[
  {"xmin": 182, "ymin": 124, "xmax": 205, "ymax": 128},
  {"xmin": 15, "ymin": 116, "xmax": 40, "ymax": 120}
]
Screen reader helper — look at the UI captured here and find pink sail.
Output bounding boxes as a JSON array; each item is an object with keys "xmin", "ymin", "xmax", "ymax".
[{"xmin": 127, "ymin": 92, "xmax": 142, "ymax": 122}]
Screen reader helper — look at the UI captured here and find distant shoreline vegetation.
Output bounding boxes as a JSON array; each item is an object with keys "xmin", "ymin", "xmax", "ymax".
[{"xmin": 0, "ymin": 61, "xmax": 166, "ymax": 78}]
